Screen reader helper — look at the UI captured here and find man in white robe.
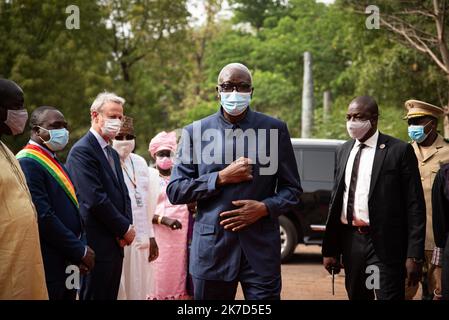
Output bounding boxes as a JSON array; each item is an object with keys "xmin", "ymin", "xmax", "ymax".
[{"xmin": 113, "ymin": 116, "xmax": 159, "ymax": 300}]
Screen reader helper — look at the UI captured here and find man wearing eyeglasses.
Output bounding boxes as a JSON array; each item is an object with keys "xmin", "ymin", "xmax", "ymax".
[
  {"xmin": 167, "ymin": 63, "xmax": 302, "ymax": 300},
  {"xmin": 112, "ymin": 116, "xmax": 159, "ymax": 300}
]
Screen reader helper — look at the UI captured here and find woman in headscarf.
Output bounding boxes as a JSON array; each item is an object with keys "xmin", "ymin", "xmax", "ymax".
[{"xmin": 147, "ymin": 131, "xmax": 192, "ymax": 300}]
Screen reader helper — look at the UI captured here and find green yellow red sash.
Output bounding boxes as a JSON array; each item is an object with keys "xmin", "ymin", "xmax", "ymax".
[{"xmin": 16, "ymin": 144, "xmax": 79, "ymax": 208}]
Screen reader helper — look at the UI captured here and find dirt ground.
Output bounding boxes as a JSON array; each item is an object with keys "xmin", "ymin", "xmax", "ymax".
[
  {"xmin": 235, "ymin": 244, "xmax": 346, "ymax": 300},
  {"xmin": 236, "ymin": 244, "xmax": 422, "ymax": 300}
]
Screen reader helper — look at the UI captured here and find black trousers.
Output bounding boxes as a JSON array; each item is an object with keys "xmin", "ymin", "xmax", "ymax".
[
  {"xmin": 442, "ymin": 238, "xmax": 449, "ymax": 299},
  {"xmin": 192, "ymin": 253, "xmax": 281, "ymax": 300},
  {"xmin": 80, "ymin": 259, "xmax": 123, "ymax": 300},
  {"xmin": 47, "ymin": 282, "xmax": 77, "ymax": 300},
  {"xmin": 342, "ymin": 228, "xmax": 405, "ymax": 300}
]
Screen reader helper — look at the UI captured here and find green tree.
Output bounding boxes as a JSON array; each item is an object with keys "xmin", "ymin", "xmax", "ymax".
[
  {"xmin": 340, "ymin": 0, "xmax": 449, "ymax": 136},
  {"xmin": 0, "ymin": 0, "xmax": 111, "ymax": 154},
  {"xmin": 229, "ymin": 0, "xmax": 289, "ymax": 31}
]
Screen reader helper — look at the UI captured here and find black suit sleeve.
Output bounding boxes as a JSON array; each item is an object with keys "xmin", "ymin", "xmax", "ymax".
[
  {"xmin": 401, "ymin": 144, "xmax": 426, "ymax": 259},
  {"xmin": 66, "ymin": 145, "xmax": 131, "ymax": 238},
  {"xmin": 19, "ymin": 158, "xmax": 85, "ymax": 263},
  {"xmin": 432, "ymin": 166, "xmax": 449, "ymax": 249}
]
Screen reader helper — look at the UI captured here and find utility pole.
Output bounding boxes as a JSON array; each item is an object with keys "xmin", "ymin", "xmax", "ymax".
[{"xmin": 301, "ymin": 51, "xmax": 314, "ymax": 138}]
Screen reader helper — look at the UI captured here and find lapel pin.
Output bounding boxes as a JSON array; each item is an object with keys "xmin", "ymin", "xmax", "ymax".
[{"xmin": 379, "ymin": 144, "xmax": 385, "ymax": 149}]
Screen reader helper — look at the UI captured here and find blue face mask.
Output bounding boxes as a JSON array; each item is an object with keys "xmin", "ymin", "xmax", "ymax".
[
  {"xmin": 38, "ymin": 127, "xmax": 69, "ymax": 151},
  {"xmin": 220, "ymin": 91, "xmax": 251, "ymax": 116},
  {"xmin": 408, "ymin": 122, "xmax": 430, "ymax": 143}
]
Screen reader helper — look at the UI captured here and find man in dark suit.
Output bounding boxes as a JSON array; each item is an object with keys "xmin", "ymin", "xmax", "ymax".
[
  {"xmin": 431, "ymin": 162, "xmax": 449, "ymax": 299},
  {"xmin": 66, "ymin": 92, "xmax": 134, "ymax": 300},
  {"xmin": 322, "ymin": 96, "xmax": 426, "ymax": 300},
  {"xmin": 17, "ymin": 106, "xmax": 95, "ymax": 300},
  {"xmin": 167, "ymin": 63, "xmax": 302, "ymax": 300}
]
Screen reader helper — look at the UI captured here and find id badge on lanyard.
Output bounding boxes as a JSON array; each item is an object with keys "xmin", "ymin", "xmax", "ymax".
[{"xmin": 135, "ymin": 189, "xmax": 144, "ymax": 207}]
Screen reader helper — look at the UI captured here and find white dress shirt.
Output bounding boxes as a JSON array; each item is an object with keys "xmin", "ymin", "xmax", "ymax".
[
  {"xmin": 89, "ymin": 127, "xmax": 109, "ymax": 159},
  {"xmin": 341, "ymin": 130, "xmax": 379, "ymax": 226}
]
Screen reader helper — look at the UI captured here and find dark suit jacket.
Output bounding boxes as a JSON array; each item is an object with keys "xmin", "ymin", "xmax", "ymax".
[
  {"xmin": 66, "ymin": 131, "xmax": 132, "ymax": 262},
  {"xmin": 167, "ymin": 108, "xmax": 302, "ymax": 281},
  {"xmin": 432, "ymin": 163, "xmax": 449, "ymax": 298},
  {"xmin": 19, "ymin": 147, "xmax": 85, "ymax": 284},
  {"xmin": 322, "ymin": 132, "xmax": 426, "ymax": 264}
]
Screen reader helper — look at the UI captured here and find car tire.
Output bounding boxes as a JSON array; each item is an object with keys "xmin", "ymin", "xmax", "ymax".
[{"xmin": 279, "ymin": 215, "xmax": 298, "ymax": 263}]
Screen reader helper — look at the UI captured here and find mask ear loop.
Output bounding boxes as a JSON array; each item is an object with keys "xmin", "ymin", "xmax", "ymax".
[
  {"xmin": 423, "ymin": 120, "xmax": 433, "ymax": 134},
  {"xmin": 36, "ymin": 126, "xmax": 51, "ymax": 144}
]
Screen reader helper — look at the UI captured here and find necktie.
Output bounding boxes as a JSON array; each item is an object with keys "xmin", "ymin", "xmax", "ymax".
[
  {"xmin": 105, "ymin": 145, "xmax": 118, "ymax": 180},
  {"xmin": 346, "ymin": 143, "xmax": 366, "ymax": 226}
]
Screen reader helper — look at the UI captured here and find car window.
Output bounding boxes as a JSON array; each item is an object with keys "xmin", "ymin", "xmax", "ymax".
[
  {"xmin": 302, "ymin": 150, "xmax": 334, "ymax": 182},
  {"xmin": 294, "ymin": 147, "xmax": 336, "ymax": 192}
]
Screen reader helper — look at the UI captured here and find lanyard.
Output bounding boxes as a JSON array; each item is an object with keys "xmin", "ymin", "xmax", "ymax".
[{"xmin": 122, "ymin": 157, "xmax": 137, "ymax": 189}]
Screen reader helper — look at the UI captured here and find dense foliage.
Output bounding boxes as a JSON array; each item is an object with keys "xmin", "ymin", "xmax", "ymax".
[{"xmin": 1, "ymin": 0, "xmax": 447, "ymax": 159}]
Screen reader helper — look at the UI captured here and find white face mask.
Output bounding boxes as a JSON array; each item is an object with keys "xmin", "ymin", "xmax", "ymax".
[
  {"xmin": 101, "ymin": 118, "xmax": 122, "ymax": 139},
  {"xmin": 4, "ymin": 109, "xmax": 28, "ymax": 135},
  {"xmin": 220, "ymin": 91, "xmax": 251, "ymax": 116},
  {"xmin": 112, "ymin": 139, "xmax": 135, "ymax": 160},
  {"xmin": 346, "ymin": 119, "xmax": 372, "ymax": 141}
]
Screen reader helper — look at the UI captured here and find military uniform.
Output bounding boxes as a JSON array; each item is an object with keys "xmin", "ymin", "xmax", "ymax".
[
  {"xmin": 404, "ymin": 100, "xmax": 449, "ymax": 299},
  {"xmin": 412, "ymin": 135, "xmax": 449, "ymax": 250}
]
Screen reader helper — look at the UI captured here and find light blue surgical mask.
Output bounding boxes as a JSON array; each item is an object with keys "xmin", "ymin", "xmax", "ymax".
[
  {"xmin": 220, "ymin": 91, "xmax": 251, "ymax": 116},
  {"xmin": 408, "ymin": 122, "xmax": 431, "ymax": 143},
  {"xmin": 38, "ymin": 127, "xmax": 69, "ymax": 151}
]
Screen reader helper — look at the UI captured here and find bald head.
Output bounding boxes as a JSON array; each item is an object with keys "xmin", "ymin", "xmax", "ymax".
[
  {"xmin": 349, "ymin": 96, "xmax": 379, "ymax": 118},
  {"xmin": 217, "ymin": 63, "xmax": 253, "ymax": 85}
]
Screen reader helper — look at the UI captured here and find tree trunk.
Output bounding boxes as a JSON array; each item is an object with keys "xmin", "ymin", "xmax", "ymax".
[
  {"xmin": 323, "ymin": 90, "xmax": 332, "ymax": 123},
  {"xmin": 444, "ymin": 77, "xmax": 449, "ymax": 138},
  {"xmin": 301, "ymin": 51, "xmax": 314, "ymax": 138},
  {"xmin": 121, "ymin": 61, "xmax": 130, "ymax": 82}
]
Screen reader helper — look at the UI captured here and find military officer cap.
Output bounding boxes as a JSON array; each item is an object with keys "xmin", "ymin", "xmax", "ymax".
[{"xmin": 404, "ymin": 99, "xmax": 444, "ymax": 120}]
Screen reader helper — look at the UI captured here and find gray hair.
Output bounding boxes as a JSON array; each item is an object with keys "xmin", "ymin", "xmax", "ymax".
[
  {"xmin": 90, "ymin": 92, "xmax": 125, "ymax": 113},
  {"xmin": 217, "ymin": 63, "xmax": 253, "ymax": 84}
]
